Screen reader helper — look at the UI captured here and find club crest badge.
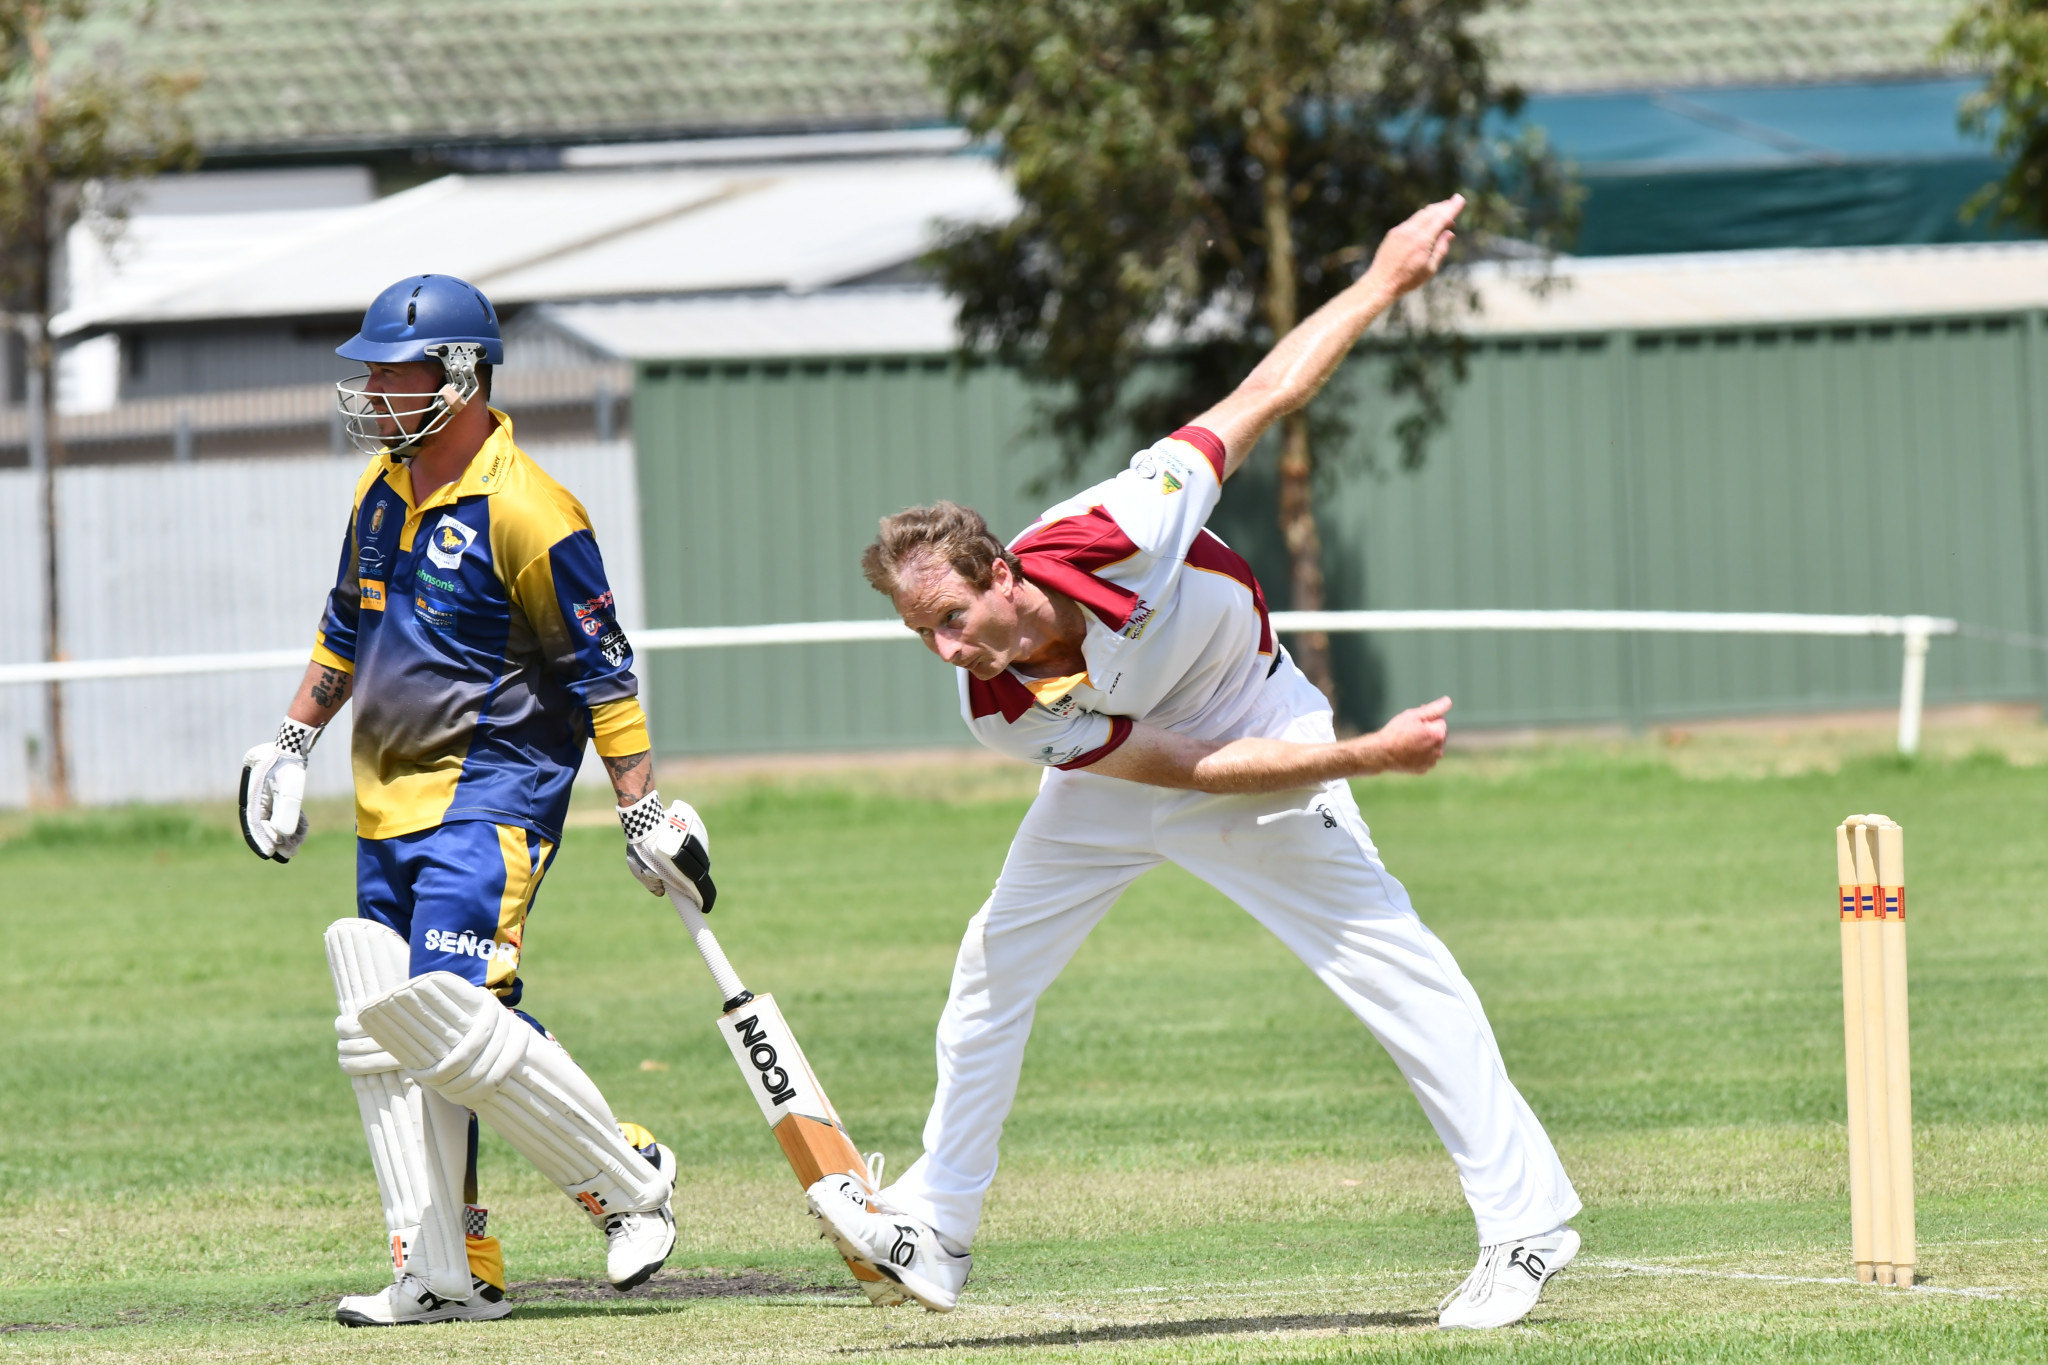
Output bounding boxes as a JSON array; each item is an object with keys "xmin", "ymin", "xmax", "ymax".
[{"xmin": 424, "ymin": 514, "xmax": 477, "ymax": 570}]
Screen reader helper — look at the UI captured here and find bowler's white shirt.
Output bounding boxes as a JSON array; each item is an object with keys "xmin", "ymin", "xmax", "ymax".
[{"xmin": 960, "ymin": 426, "xmax": 1321, "ymax": 769}]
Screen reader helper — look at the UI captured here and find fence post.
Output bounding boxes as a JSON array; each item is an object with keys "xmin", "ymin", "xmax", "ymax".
[{"xmin": 1896, "ymin": 623, "xmax": 1931, "ymax": 758}]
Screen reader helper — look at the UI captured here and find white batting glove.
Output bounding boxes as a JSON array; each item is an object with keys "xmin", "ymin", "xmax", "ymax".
[
  {"xmin": 619, "ymin": 793, "xmax": 717, "ymax": 912},
  {"xmin": 239, "ymin": 719, "xmax": 319, "ymax": 863}
]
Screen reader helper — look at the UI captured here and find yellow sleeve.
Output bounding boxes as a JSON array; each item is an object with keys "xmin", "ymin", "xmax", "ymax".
[
  {"xmin": 311, "ymin": 638, "xmax": 355, "ymax": 674},
  {"xmin": 590, "ymin": 698, "xmax": 651, "ymax": 757}
]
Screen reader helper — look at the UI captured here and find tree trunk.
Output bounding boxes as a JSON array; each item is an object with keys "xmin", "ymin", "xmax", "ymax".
[
  {"xmin": 1249, "ymin": 7, "xmax": 1338, "ymax": 706},
  {"xmin": 24, "ymin": 9, "xmax": 69, "ymax": 805},
  {"xmin": 1274, "ymin": 409, "xmax": 1333, "ymax": 699},
  {"xmin": 23, "ymin": 318, "xmax": 68, "ymax": 806}
]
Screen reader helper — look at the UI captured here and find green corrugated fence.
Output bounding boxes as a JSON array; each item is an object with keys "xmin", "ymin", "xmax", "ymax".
[{"xmin": 632, "ymin": 315, "xmax": 2048, "ymax": 754}]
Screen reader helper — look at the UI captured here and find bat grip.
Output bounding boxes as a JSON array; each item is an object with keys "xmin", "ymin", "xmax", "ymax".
[{"xmin": 666, "ymin": 887, "xmax": 751, "ymax": 1008}]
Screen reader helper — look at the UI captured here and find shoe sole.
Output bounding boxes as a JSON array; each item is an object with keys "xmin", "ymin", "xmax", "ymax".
[
  {"xmin": 1437, "ymin": 1228, "xmax": 1581, "ymax": 1330},
  {"xmin": 805, "ymin": 1192, "xmax": 957, "ymax": 1313}
]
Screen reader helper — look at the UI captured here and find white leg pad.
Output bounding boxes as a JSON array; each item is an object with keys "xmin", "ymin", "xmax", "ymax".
[
  {"xmin": 325, "ymin": 919, "xmax": 472, "ymax": 1302},
  {"xmin": 360, "ymin": 971, "xmax": 672, "ymax": 1218}
]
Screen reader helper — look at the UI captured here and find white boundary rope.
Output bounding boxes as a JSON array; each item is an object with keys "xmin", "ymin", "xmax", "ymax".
[{"xmin": 0, "ymin": 610, "xmax": 1964, "ymax": 757}]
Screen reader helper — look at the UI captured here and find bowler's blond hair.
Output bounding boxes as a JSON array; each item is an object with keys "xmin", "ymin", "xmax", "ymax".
[{"xmin": 861, "ymin": 501, "xmax": 1021, "ymax": 599}]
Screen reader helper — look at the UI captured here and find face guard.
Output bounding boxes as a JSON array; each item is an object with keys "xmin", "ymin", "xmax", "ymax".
[{"xmin": 335, "ymin": 342, "xmax": 485, "ymax": 460}]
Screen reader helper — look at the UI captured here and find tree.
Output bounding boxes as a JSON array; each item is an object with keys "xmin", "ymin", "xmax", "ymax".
[
  {"xmin": 0, "ymin": 0, "xmax": 195, "ymax": 804},
  {"xmin": 1944, "ymin": 1, "xmax": 2048, "ymax": 230},
  {"xmin": 923, "ymin": 0, "xmax": 1572, "ymax": 708}
]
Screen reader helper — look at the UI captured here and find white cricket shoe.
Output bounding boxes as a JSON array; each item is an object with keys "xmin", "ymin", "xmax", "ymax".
[
  {"xmin": 603, "ymin": 1204, "xmax": 677, "ymax": 1291},
  {"xmin": 805, "ymin": 1173, "xmax": 971, "ymax": 1312},
  {"xmin": 1436, "ymin": 1225, "xmax": 1579, "ymax": 1329},
  {"xmin": 335, "ymin": 1274, "xmax": 511, "ymax": 1327},
  {"xmin": 592, "ymin": 1136, "xmax": 679, "ymax": 1291}
]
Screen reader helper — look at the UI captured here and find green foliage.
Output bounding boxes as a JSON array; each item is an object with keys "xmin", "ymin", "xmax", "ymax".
[
  {"xmin": 1944, "ymin": 0, "xmax": 2048, "ymax": 230},
  {"xmin": 0, "ymin": 0, "xmax": 198, "ymax": 315},
  {"xmin": 922, "ymin": 0, "xmax": 1576, "ymax": 476},
  {"xmin": 0, "ymin": 802, "xmax": 229, "ymax": 850}
]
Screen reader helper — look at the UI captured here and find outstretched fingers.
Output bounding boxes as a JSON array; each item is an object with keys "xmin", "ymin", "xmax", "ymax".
[{"xmin": 1377, "ymin": 195, "xmax": 1466, "ymax": 295}]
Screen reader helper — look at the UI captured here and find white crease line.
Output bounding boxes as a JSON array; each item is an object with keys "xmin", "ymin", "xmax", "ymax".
[{"xmin": 1591, "ymin": 1259, "xmax": 2019, "ymax": 1299}]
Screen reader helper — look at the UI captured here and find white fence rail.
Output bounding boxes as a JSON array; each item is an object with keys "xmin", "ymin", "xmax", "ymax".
[{"xmin": 2, "ymin": 610, "xmax": 1960, "ymax": 775}]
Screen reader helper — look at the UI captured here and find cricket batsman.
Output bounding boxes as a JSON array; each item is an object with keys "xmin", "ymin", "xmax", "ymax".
[
  {"xmin": 237, "ymin": 275, "xmax": 716, "ymax": 1326},
  {"xmin": 813, "ymin": 196, "xmax": 1582, "ymax": 1329}
]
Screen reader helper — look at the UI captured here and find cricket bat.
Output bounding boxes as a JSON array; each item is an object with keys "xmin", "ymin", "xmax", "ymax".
[{"xmin": 665, "ymin": 888, "xmax": 904, "ymax": 1304}]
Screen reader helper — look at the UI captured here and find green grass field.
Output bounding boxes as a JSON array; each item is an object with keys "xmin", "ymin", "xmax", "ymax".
[{"xmin": 5, "ymin": 733, "xmax": 2048, "ymax": 1362}]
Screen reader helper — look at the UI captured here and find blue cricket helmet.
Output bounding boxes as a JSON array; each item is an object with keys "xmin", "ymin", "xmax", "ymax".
[{"xmin": 337, "ymin": 274, "xmax": 504, "ymax": 365}]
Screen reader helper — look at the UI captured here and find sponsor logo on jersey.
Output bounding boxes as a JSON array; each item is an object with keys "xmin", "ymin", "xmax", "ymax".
[
  {"xmin": 415, "ymin": 597, "xmax": 456, "ymax": 631},
  {"xmin": 358, "ymin": 544, "xmax": 386, "ymax": 578},
  {"xmin": 1040, "ymin": 692, "xmax": 1082, "ymax": 718},
  {"xmin": 423, "ymin": 928, "xmax": 516, "ymax": 965},
  {"xmin": 415, "ymin": 569, "xmax": 460, "ymax": 595},
  {"xmin": 368, "ymin": 502, "xmax": 387, "ymax": 536},
  {"xmin": 598, "ymin": 625, "xmax": 630, "ymax": 667},
  {"xmin": 730, "ymin": 1013, "xmax": 799, "ymax": 1107},
  {"xmin": 425, "ymin": 514, "xmax": 478, "ymax": 570},
  {"xmin": 1121, "ymin": 603, "xmax": 1154, "ymax": 640},
  {"xmin": 359, "ymin": 578, "xmax": 387, "ymax": 611},
  {"xmin": 1161, "ymin": 470, "xmax": 1183, "ymax": 494},
  {"xmin": 573, "ymin": 590, "xmax": 616, "ymax": 637}
]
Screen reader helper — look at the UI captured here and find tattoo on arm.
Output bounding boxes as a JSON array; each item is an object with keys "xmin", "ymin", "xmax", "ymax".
[
  {"xmin": 603, "ymin": 750, "xmax": 655, "ymax": 804},
  {"xmin": 309, "ymin": 666, "xmax": 352, "ymax": 710}
]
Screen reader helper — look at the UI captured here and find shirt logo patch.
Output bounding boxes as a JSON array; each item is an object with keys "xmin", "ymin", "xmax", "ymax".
[
  {"xmin": 415, "ymin": 597, "xmax": 456, "ymax": 631},
  {"xmin": 574, "ymin": 590, "xmax": 616, "ymax": 638},
  {"xmin": 360, "ymin": 579, "xmax": 387, "ymax": 611},
  {"xmin": 368, "ymin": 502, "xmax": 387, "ymax": 536},
  {"xmin": 597, "ymin": 625, "xmax": 630, "ymax": 668},
  {"xmin": 425, "ymin": 515, "xmax": 477, "ymax": 570},
  {"xmin": 1121, "ymin": 603, "xmax": 1154, "ymax": 640},
  {"xmin": 1161, "ymin": 471, "xmax": 1183, "ymax": 494}
]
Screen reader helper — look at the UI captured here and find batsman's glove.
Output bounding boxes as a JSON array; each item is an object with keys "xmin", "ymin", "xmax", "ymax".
[
  {"xmin": 239, "ymin": 718, "xmax": 320, "ymax": 862},
  {"xmin": 619, "ymin": 793, "xmax": 717, "ymax": 912}
]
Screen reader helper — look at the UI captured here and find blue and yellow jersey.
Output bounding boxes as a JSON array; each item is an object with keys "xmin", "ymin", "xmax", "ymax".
[{"xmin": 313, "ymin": 411, "xmax": 649, "ymax": 842}]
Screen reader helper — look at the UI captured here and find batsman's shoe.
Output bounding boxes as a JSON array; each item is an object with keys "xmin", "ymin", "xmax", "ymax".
[
  {"xmin": 594, "ymin": 1127, "xmax": 677, "ymax": 1291},
  {"xmin": 335, "ymin": 1274, "xmax": 510, "ymax": 1327},
  {"xmin": 805, "ymin": 1173, "xmax": 971, "ymax": 1312},
  {"xmin": 1436, "ymin": 1225, "xmax": 1579, "ymax": 1329}
]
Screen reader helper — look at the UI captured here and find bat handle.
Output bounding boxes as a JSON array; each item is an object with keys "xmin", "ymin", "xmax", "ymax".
[{"xmin": 666, "ymin": 888, "xmax": 751, "ymax": 1010}]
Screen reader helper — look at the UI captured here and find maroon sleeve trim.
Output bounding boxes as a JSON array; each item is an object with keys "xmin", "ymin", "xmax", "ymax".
[
  {"xmin": 1168, "ymin": 425, "xmax": 1227, "ymax": 480},
  {"xmin": 1054, "ymin": 715, "xmax": 1134, "ymax": 771},
  {"xmin": 967, "ymin": 670, "xmax": 1038, "ymax": 722}
]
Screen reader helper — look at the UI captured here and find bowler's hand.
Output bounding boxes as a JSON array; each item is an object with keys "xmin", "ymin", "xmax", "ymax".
[
  {"xmin": 1366, "ymin": 195, "xmax": 1465, "ymax": 298},
  {"xmin": 1366, "ymin": 696, "xmax": 1452, "ymax": 774}
]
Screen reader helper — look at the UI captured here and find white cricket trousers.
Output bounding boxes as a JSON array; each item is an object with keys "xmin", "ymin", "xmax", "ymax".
[{"xmin": 885, "ymin": 716, "xmax": 1581, "ymax": 1250}]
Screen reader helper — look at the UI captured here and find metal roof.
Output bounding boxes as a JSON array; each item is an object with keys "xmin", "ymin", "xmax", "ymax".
[
  {"xmin": 540, "ymin": 288, "xmax": 960, "ymax": 361},
  {"xmin": 1469, "ymin": 241, "xmax": 2048, "ymax": 333},
  {"xmin": 539, "ymin": 241, "xmax": 2048, "ymax": 361},
  {"xmin": 52, "ymin": 155, "xmax": 1013, "ymax": 337}
]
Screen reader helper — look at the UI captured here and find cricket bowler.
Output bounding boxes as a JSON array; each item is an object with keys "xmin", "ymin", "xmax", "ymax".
[
  {"xmin": 237, "ymin": 274, "xmax": 716, "ymax": 1326},
  {"xmin": 813, "ymin": 196, "xmax": 1582, "ymax": 1329}
]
